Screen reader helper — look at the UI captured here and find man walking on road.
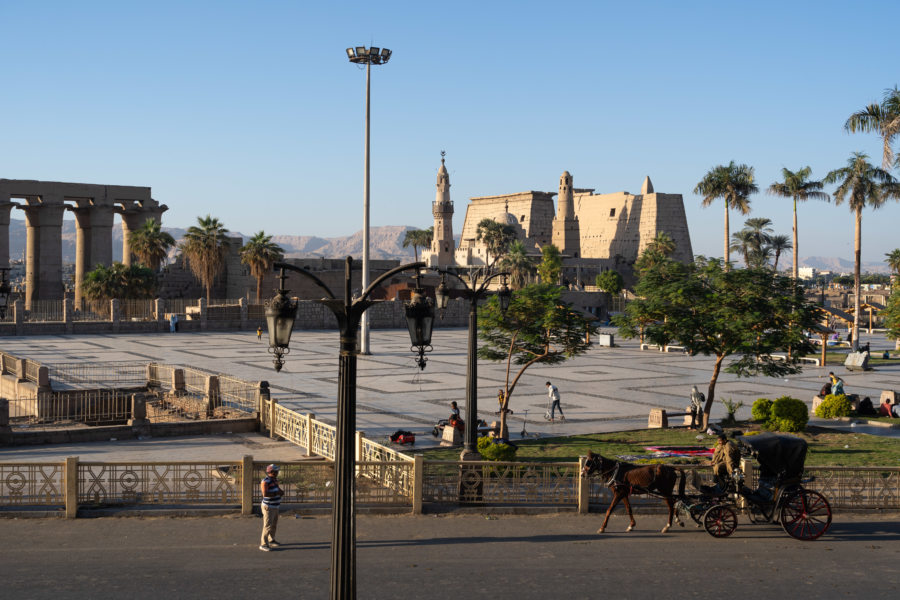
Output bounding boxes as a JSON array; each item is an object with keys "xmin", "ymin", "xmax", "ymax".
[
  {"xmin": 259, "ymin": 464, "xmax": 284, "ymax": 551},
  {"xmin": 546, "ymin": 381, "xmax": 564, "ymax": 422}
]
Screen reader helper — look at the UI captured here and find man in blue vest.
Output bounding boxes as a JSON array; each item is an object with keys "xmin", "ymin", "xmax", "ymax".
[{"xmin": 259, "ymin": 464, "xmax": 284, "ymax": 551}]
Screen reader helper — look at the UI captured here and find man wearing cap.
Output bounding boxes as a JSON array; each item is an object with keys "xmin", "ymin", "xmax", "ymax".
[
  {"xmin": 707, "ymin": 434, "xmax": 741, "ymax": 491},
  {"xmin": 259, "ymin": 464, "xmax": 284, "ymax": 551}
]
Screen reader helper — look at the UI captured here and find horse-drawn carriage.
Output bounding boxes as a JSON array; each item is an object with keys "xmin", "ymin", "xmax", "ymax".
[{"xmin": 583, "ymin": 432, "xmax": 832, "ymax": 540}]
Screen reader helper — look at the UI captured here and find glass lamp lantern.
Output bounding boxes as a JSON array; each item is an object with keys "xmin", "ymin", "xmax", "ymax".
[
  {"xmin": 265, "ymin": 286, "xmax": 299, "ymax": 372},
  {"xmin": 404, "ymin": 288, "xmax": 435, "ymax": 370}
]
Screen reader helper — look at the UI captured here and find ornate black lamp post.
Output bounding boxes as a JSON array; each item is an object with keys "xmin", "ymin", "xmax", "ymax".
[
  {"xmin": 0, "ymin": 267, "xmax": 11, "ymax": 320},
  {"xmin": 433, "ymin": 268, "xmax": 511, "ymax": 458},
  {"xmin": 265, "ymin": 256, "xmax": 431, "ymax": 600}
]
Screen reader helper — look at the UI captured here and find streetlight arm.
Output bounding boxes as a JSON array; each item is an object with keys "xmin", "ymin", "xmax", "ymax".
[
  {"xmin": 273, "ymin": 261, "xmax": 337, "ymax": 300},
  {"xmin": 432, "ymin": 267, "xmax": 510, "ymax": 298},
  {"xmin": 362, "ymin": 261, "xmax": 425, "ymax": 301}
]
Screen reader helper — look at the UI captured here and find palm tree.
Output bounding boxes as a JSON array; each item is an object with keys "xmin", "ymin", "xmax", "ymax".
[
  {"xmin": 240, "ymin": 231, "xmax": 284, "ymax": 302},
  {"xmin": 844, "ymin": 86, "xmax": 900, "ymax": 170},
  {"xmin": 499, "ymin": 240, "xmax": 534, "ymax": 289},
  {"xmin": 886, "ymin": 249, "xmax": 900, "ymax": 278},
  {"xmin": 694, "ymin": 162, "xmax": 758, "ymax": 265},
  {"xmin": 824, "ymin": 152, "xmax": 900, "ymax": 350},
  {"xmin": 769, "ymin": 234, "xmax": 792, "ymax": 272},
  {"xmin": 767, "ymin": 167, "xmax": 830, "ymax": 280},
  {"xmin": 743, "ymin": 217, "xmax": 773, "ymax": 268},
  {"xmin": 128, "ymin": 218, "xmax": 176, "ymax": 272},
  {"xmin": 646, "ymin": 231, "xmax": 677, "ymax": 257},
  {"xmin": 729, "ymin": 229, "xmax": 755, "ymax": 267},
  {"xmin": 179, "ymin": 215, "xmax": 230, "ymax": 303},
  {"xmin": 402, "ymin": 227, "xmax": 434, "ymax": 262},
  {"xmin": 476, "ymin": 218, "xmax": 516, "ymax": 266}
]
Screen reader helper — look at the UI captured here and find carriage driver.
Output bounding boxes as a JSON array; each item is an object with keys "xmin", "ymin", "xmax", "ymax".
[{"xmin": 707, "ymin": 433, "xmax": 741, "ymax": 490}]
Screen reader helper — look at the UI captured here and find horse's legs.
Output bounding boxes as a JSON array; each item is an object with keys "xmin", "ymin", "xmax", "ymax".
[
  {"xmin": 622, "ymin": 495, "xmax": 636, "ymax": 532},
  {"xmin": 598, "ymin": 490, "xmax": 622, "ymax": 533},
  {"xmin": 661, "ymin": 497, "xmax": 675, "ymax": 533}
]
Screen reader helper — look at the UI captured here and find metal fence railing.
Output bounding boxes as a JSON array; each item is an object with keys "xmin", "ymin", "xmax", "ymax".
[
  {"xmin": 120, "ymin": 299, "xmax": 155, "ymax": 322},
  {"xmin": 218, "ymin": 375, "xmax": 258, "ymax": 412},
  {"xmin": 182, "ymin": 367, "xmax": 209, "ymax": 396},
  {"xmin": 1, "ymin": 351, "xmax": 19, "ymax": 374},
  {"xmin": 78, "ymin": 461, "xmax": 242, "ymax": 506},
  {"xmin": 46, "ymin": 361, "xmax": 147, "ymax": 389},
  {"xmin": 0, "ymin": 463, "xmax": 65, "ymax": 506},
  {"xmin": 24, "ymin": 359, "xmax": 41, "ymax": 383},
  {"xmin": 147, "ymin": 363, "xmax": 177, "ymax": 391},
  {"xmin": 8, "ymin": 390, "xmax": 132, "ymax": 427},
  {"xmin": 26, "ymin": 300, "xmax": 64, "ymax": 322}
]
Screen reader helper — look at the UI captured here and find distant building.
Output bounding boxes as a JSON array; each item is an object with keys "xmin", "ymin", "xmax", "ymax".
[
  {"xmin": 422, "ymin": 158, "xmax": 693, "ymax": 284},
  {"xmin": 798, "ymin": 267, "xmax": 817, "ymax": 280}
]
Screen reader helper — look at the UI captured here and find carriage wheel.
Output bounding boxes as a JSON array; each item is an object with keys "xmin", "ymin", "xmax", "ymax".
[
  {"xmin": 703, "ymin": 505, "xmax": 738, "ymax": 538},
  {"xmin": 780, "ymin": 490, "xmax": 832, "ymax": 541}
]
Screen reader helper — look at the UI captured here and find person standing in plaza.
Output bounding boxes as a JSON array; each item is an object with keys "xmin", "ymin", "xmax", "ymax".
[
  {"xmin": 546, "ymin": 381, "xmax": 564, "ymax": 421},
  {"xmin": 259, "ymin": 464, "xmax": 284, "ymax": 551},
  {"xmin": 256, "ymin": 326, "xmax": 262, "ymax": 341}
]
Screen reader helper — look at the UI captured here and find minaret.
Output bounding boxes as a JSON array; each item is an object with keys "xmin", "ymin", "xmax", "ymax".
[
  {"xmin": 552, "ymin": 171, "xmax": 580, "ymax": 257},
  {"xmin": 429, "ymin": 151, "xmax": 455, "ymax": 266}
]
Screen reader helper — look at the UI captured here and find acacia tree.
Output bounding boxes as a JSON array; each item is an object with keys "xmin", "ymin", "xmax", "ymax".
[
  {"xmin": 694, "ymin": 162, "xmax": 758, "ymax": 265},
  {"xmin": 767, "ymin": 167, "xmax": 829, "ymax": 280},
  {"xmin": 478, "ymin": 283, "xmax": 597, "ymax": 438},
  {"xmin": 615, "ymin": 257, "xmax": 818, "ymax": 429},
  {"xmin": 402, "ymin": 227, "xmax": 434, "ymax": 262},
  {"xmin": 537, "ymin": 244, "xmax": 562, "ymax": 284},
  {"xmin": 179, "ymin": 215, "xmax": 230, "ymax": 303},
  {"xmin": 824, "ymin": 153, "xmax": 900, "ymax": 350},
  {"xmin": 128, "ymin": 218, "xmax": 176, "ymax": 271},
  {"xmin": 240, "ymin": 231, "xmax": 284, "ymax": 302},
  {"xmin": 475, "ymin": 218, "xmax": 516, "ymax": 266},
  {"xmin": 595, "ymin": 270, "xmax": 623, "ymax": 295}
]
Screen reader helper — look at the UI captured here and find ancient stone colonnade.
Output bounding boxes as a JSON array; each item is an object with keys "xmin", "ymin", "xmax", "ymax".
[{"xmin": 0, "ymin": 179, "xmax": 167, "ymax": 308}]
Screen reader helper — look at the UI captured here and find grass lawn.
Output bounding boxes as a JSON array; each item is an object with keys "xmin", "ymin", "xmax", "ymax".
[
  {"xmin": 421, "ymin": 423, "xmax": 900, "ymax": 467},
  {"xmin": 805, "ymin": 352, "xmax": 900, "ymax": 367}
]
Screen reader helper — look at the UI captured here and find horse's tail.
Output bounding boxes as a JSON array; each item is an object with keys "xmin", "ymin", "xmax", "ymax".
[{"xmin": 676, "ymin": 468, "xmax": 686, "ymax": 499}]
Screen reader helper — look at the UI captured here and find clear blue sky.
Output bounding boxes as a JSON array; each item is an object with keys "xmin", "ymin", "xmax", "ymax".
[{"xmin": 2, "ymin": 1, "xmax": 899, "ymax": 265}]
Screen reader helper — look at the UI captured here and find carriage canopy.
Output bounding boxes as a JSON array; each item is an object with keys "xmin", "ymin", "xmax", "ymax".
[{"xmin": 737, "ymin": 433, "xmax": 808, "ymax": 479}]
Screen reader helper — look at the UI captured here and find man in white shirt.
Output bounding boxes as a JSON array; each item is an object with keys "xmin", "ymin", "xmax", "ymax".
[{"xmin": 546, "ymin": 381, "xmax": 564, "ymax": 422}]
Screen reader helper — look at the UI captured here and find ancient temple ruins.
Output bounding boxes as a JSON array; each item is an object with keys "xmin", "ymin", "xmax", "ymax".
[
  {"xmin": 422, "ymin": 159, "xmax": 693, "ymax": 283},
  {"xmin": 0, "ymin": 179, "xmax": 166, "ymax": 308}
]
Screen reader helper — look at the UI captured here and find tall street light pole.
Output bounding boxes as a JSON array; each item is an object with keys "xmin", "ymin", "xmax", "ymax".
[
  {"xmin": 265, "ymin": 257, "xmax": 432, "ymax": 599},
  {"xmin": 347, "ymin": 45, "xmax": 391, "ymax": 355},
  {"xmin": 434, "ymin": 269, "xmax": 511, "ymax": 458}
]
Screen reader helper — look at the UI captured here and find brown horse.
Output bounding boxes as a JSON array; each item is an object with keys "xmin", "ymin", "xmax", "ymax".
[{"xmin": 582, "ymin": 450, "xmax": 686, "ymax": 533}]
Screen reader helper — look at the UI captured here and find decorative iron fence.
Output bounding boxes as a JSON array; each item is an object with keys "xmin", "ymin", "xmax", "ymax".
[
  {"xmin": 24, "ymin": 359, "xmax": 41, "ymax": 383},
  {"xmin": 0, "ymin": 463, "xmax": 65, "ymax": 506},
  {"xmin": 78, "ymin": 461, "xmax": 242, "ymax": 506},
  {"xmin": 424, "ymin": 461, "xmax": 580, "ymax": 505}
]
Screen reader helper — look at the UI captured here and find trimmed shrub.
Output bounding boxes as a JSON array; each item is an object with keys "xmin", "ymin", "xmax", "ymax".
[
  {"xmin": 767, "ymin": 396, "xmax": 808, "ymax": 432},
  {"xmin": 477, "ymin": 436, "xmax": 517, "ymax": 461},
  {"xmin": 815, "ymin": 394, "xmax": 853, "ymax": 419},
  {"xmin": 751, "ymin": 398, "xmax": 773, "ymax": 422}
]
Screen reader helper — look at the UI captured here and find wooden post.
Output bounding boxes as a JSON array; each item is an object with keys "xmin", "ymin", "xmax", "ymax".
[
  {"xmin": 241, "ymin": 455, "xmax": 254, "ymax": 516},
  {"xmin": 65, "ymin": 456, "xmax": 79, "ymax": 519},
  {"xmin": 412, "ymin": 455, "xmax": 424, "ymax": 515},
  {"xmin": 577, "ymin": 456, "xmax": 590, "ymax": 514}
]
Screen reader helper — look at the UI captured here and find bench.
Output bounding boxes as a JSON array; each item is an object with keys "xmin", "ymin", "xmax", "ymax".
[
  {"xmin": 769, "ymin": 354, "xmax": 820, "ymax": 366},
  {"xmin": 640, "ymin": 343, "xmax": 662, "ymax": 351},
  {"xmin": 648, "ymin": 407, "xmax": 698, "ymax": 429},
  {"xmin": 664, "ymin": 345, "xmax": 687, "ymax": 353}
]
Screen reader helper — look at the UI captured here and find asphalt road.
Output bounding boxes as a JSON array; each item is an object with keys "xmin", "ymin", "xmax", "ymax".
[{"xmin": 3, "ymin": 512, "xmax": 898, "ymax": 599}]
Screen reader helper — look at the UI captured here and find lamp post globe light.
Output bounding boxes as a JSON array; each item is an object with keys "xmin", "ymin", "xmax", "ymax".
[
  {"xmin": 346, "ymin": 45, "xmax": 392, "ymax": 356},
  {"xmin": 433, "ymin": 268, "xmax": 511, "ymax": 459},
  {"xmin": 264, "ymin": 257, "xmax": 430, "ymax": 600}
]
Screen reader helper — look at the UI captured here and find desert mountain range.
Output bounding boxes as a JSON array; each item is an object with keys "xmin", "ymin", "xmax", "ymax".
[{"xmin": 5, "ymin": 218, "xmax": 889, "ymax": 272}]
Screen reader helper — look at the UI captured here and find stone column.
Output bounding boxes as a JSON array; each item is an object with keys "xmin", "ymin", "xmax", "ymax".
[
  {"xmin": 0, "ymin": 193, "xmax": 13, "ymax": 269},
  {"xmin": 22, "ymin": 197, "xmax": 66, "ymax": 308},
  {"xmin": 118, "ymin": 210, "xmax": 146, "ymax": 267},
  {"xmin": 69, "ymin": 204, "xmax": 92, "ymax": 309},
  {"xmin": 89, "ymin": 205, "xmax": 115, "ymax": 268}
]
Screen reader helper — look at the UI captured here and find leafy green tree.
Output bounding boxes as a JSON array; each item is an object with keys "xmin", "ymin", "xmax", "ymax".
[
  {"xmin": 128, "ymin": 218, "xmax": 176, "ymax": 272},
  {"xmin": 475, "ymin": 218, "xmax": 516, "ymax": 266},
  {"xmin": 537, "ymin": 244, "xmax": 562, "ymax": 284},
  {"xmin": 402, "ymin": 227, "xmax": 434, "ymax": 262},
  {"xmin": 82, "ymin": 262, "xmax": 157, "ymax": 316},
  {"xmin": 179, "ymin": 215, "xmax": 230, "ymax": 303},
  {"xmin": 478, "ymin": 283, "xmax": 597, "ymax": 438},
  {"xmin": 646, "ymin": 231, "xmax": 677, "ymax": 257},
  {"xmin": 499, "ymin": 240, "xmax": 534, "ymax": 289},
  {"xmin": 885, "ymin": 248, "xmax": 900, "ymax": 277},
  {"xmin": 844, "ymin": 86, "xmax": 900, "ymax": 170},
  {"xmin": 824, "ymin": 153, "xmax": 900, "ymax": 350},
  {"xmin": 694, "ymin": 162, "xmax": 758, "ymax": 265},
  {"xmin": 767, "ymin": 167, "xmax": 829, "ymax": 279},
  {"xmin": 595, "ymin": 270, "xmax": 623, "ymax": 295},
  {"xmin": 884, "ymin": 289, "xmax": 900, "ymax": 350},
  {"xmin": 615, "ymin": 257, "xmax": 818, "ymax": 429},
  {"xmin": 240, "ymin": 231, "xmax": 284, "ymax": 302}
]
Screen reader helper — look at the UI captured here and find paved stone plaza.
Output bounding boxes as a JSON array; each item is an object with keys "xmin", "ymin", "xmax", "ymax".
[{"xmin": 2, "ymin": 327, "xmax": 898, "ymax": 448}]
